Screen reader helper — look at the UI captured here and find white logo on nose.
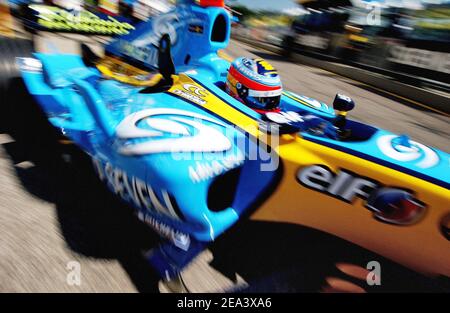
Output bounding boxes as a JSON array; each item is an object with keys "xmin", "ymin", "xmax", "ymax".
[
  {"xmin": 377, "ymin": 135, "xmax": 439, "ymax": 169},
  {"xmin": 115, "ymin": 108, "xmax": 232, "ymax": 155}
]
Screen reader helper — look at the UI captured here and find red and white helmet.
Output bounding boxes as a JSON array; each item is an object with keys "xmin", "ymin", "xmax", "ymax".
[{"xmin": 226, "ymin": 57, "xmax": 282, "ymax": 113}]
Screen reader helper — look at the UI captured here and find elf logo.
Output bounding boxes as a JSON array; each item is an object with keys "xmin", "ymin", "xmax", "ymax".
[{"xmin": 297, "ymin": 165, "xmax": 426, "ymax": 225}]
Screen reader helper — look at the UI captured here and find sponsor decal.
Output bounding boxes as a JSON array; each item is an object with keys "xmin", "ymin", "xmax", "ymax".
[
  {"xmin": 283, "ymin": 91, "xmax": 330, "ymax": 111},
  {"xmin": 377, "ymin": 135, "xmax": 439, "ymax": 169},
  {"xmin": 265, "ymin": 111, "xmax": 304, "ymax": 124},
  {"xmin": 188, "ymin": 24, "xmax": 204, "ymax": 34},
  {"xmin": 137, "ymin": 211, "xmax": 190, "ymax": 251},
  {"xmin": 132, "ymin": 13, "xmax": 180, "ymax": 47},
  {"xmin": 235, "ymin": 58, "xmax": 281, "ymax": 85},
  {"xmin": 388, "ymin": 45, "xmax": 450, "ymax": 75},
  {"xmin": 29, "ymin": 5, "xmax": 134, "ymax": 35},
  {"xmin": 366, "ymin": 188, "xmax": 426, "ymax": 225},
  {"xmin": 117, "ymin": 39, "xmax": 158, "ymax": 67},
  {"xmin": 92, "ymin": 159, "xmax": 181, "ymax": 220},
  {"xmin": 115, "ymin": 108, "xmax": 232, "ymax": 155},
  {"xmin": 172, "ymin": 83, "xmax": 209, "ymax": 105},
  {"xmin": 297, "ymin": 165, "xmax": 426, "ymax": 225},
  {"xmin": 188, "ymin": 154, "xmax": 244, "ymax": 183},
  {"xmin": 117, "ymin": 12, "xmax": 185, "ymax": 66},
  {"xmin": 248, "ymin": 88, "xmax": 282, "ymax": 97},
  {"xmin": 183, "ymin": 83, "xmax": 208, "ymax": 97},
  {"xmin": 256, "ymin": 59, "xmax": 276, "ymax": 72}
]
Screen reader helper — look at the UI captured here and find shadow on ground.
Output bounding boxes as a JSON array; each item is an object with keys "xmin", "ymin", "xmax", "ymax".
[
  {"xmin": 0, "ymin": 88, "xmax": 162, "ymax": 292},
  {"xmin": 1, "ymin": 137, "xmax": 163, "ymax": 292},
  {"xmin": 210, "ymin": 220, "xmax": 450, "ymax": 292},
  {"xmin": 1, "ymin": 85, "xmax": 448, "ymax": 293}
]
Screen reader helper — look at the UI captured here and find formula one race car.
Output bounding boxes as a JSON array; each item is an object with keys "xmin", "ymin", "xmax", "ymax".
[{"xmin": 1, "ymin": 0, "xmax": 449, "ymax": 291}]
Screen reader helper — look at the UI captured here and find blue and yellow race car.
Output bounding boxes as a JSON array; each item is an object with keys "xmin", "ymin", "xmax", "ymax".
[{"xmin": 1, "ymin": 0, "xmax": 449, "ymax": 290}]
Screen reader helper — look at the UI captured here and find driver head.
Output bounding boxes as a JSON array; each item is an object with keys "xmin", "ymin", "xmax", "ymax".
[{"xmin": 226, "ymin": 57, "xmax": 282, "ymax": 113}]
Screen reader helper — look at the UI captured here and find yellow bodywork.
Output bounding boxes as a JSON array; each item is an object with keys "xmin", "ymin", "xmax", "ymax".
[
  {"xmin": 102, "ymin": 71, "xmax": 450, "ymax": 277},
  {"xmin": 255, "ymin": 136, "xmax": 450, "ymax": 277},
  {"xmin": 97, "ymin": 56, "xmax": 164, "ymax": 86},
  {"xmin": 172, "ymin": 74, "xmax": 450, "ymax": 277}
]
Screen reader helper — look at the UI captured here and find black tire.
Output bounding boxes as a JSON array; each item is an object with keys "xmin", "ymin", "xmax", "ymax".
[
  {"xmin": 0, "ymin": 37, "xmax": 59, "ymax": 159},
  {"xmin": 0, "ymin": 37, "xmax": 33, "ymax": 134},
  {"xmin": 0, "ymin": 36, "xmax": 33, "ymax": 90}
]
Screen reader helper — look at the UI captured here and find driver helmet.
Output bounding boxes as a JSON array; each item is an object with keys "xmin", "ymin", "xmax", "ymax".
[{"xmin": 226, "ymin": 57, "xmax": 282, "ymax": 113}]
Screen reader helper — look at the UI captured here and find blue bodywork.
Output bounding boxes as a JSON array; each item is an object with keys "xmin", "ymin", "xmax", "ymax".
[{"xmin": 16, "ymin": 0, "xmax": 450, "ymax": 278}]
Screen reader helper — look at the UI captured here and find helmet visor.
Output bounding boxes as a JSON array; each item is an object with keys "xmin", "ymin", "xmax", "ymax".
[
  {"xmin": 246, "ymin": 95, "xmax": 281, "ymax": 111},
  {"xmin": 246, "ymin": 88, "xmax": 282, "ymax": 111}
]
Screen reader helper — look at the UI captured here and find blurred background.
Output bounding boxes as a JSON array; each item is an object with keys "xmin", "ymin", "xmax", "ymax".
[
  {"xmin": 2, "ymin": 0, "xmax": 449, "ymax": 90},
  {"xmin": 230, "ymin": 0, "xmax": 450, "ymax": 91}
]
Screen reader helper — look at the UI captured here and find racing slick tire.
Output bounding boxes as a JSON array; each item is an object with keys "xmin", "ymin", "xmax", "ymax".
[
  {"xmin": 0, "ymin": 37, "xmax": 34, "ymax": 133},
  {"xmin": 0, "ymin": 36, "xmax": 34, "ymax": 101},
  {"xmin": 0, "ymin": 37, "xmax": 61, "ymax": 162}
]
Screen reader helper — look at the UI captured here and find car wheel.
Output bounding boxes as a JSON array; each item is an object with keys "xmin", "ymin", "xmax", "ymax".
[
  {"xmin": 0, "ymin": 37, "xmax": 58, "ymax": 157},
  {"xmin": 0, "ymin": 37, "xmax": 35, "ymax": 130},
  {"xmin": 0, "ymin": 36, "xmax": 34, "ymax": 101}
]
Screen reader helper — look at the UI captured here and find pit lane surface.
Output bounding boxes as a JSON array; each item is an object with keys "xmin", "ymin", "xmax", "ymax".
[{"xmin": 0, "ymin": 35, "xmax": 448, "ymax": 292}]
